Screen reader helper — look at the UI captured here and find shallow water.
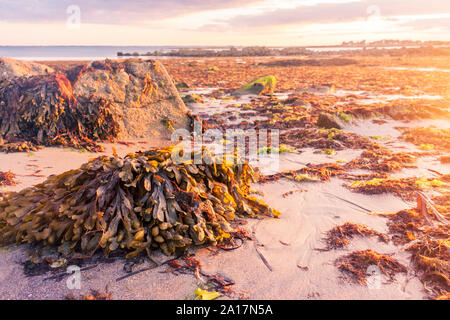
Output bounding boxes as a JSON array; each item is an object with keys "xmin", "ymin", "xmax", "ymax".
[{"xmin": 379, "ymin": 66, "xmax": 450, "ymax": 73}]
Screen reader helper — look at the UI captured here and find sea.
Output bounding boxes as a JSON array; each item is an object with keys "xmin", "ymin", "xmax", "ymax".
[
  {"xmin": 0, "ymin": 45, "xmax": 427, "ymax": 61},
  {"xmin": 0, "ymin": 46, "xmax": 193, "ymax": 61}
]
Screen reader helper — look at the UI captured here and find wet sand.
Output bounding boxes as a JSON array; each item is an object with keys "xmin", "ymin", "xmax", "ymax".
[{"xmin": 0, "ymin": 147, "xmax": 426, "ymax": 300}]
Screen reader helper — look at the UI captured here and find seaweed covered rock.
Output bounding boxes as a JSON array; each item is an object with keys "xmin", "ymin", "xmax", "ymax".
[
  {"xmin": 0, "ymin": 58, "xmax": 54, "ymax": 81},
  {"xmin": 317, "ymin": 113, "xmax": 343, "ymax": 129},
  {"xmin": 0, "ymin": 59, "xmax": 191, "ymax": 152},
  {"xmin": 70, "ymin": 59, "xmax": 190, "ymax": 139},
  {"xmin": 0, "ymin": 72, "xmax": 119, "ymax": 152},
  {"xmin": 0, "ymin": 147, "xmax": 280, "ymax": 258},
  {"xmin": 232, "ymin": 75, "xmax": 277, "ymax": 96}
]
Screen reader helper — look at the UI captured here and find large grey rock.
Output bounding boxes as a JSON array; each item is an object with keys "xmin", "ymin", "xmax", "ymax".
[
  {"xmin": 71, "ymin": 59, "xmax": 190, "ymax": 139},
  {"xmin": 0, "ymin": 58, "xmax": 54, "ymax": 81}
]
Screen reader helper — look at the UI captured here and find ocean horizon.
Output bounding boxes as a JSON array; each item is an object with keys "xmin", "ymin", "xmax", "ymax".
[
  {"xmin": 0, "ymin": 44, "xmax": 431, "ymax": 61},
  {"xmin": 0, "ymin": 45, "xmax": 233, "ymax": 61}
]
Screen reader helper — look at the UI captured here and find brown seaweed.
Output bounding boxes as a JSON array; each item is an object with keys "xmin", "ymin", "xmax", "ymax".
[
  {"xmin": 0, "ymin": 147, "xmax": 280, "ymax": 258},
  {"xmin": 322, "ymin": 223, "xmax": 388, "ymax": 250},
  {"xmin": 336, "ymin": 249, "xmax": 407, "ymax": 285},
  {"xmin": 0, "ymin": 73, "xmax": 120, "ymax": 152}
]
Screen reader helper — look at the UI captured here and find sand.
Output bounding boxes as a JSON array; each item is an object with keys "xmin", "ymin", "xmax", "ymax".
[{"xmin": 0, "ymin": 128, "xmax": 428, "ymax": 300}]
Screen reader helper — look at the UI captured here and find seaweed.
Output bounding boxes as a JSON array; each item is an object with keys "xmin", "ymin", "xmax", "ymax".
[
  {"xmin": 398, "ymin": 127, "xmax": 450, "ymax": 152},
  {"xmin": 280, "ymin": 128, "xmax": 377, "ymax": 151},
  {"xmin": 0, "ymin": 171, "xmax": 17, "ymax": 187},
  {"xmin": 336, "ymin": 249, "xmax": 407, "ymax": 285},
  {"xmin": 345, "ymin": 149, "xmax": 417, "ymax": 173},
  {"xmin": 0, "ymin": 73, "xmax": 120, "ymax": 152},
  {"xmin": 322, "ymin": 223, "xmax": 388, "ymax": 250},
  {"xmin": 406, "ymin": 239, "xmax": 450, "ymax": 298},
  {"xmin": 168, "ymin": 256, "xmax": 242, "ymax": 298},
  {"xmin": 0, "ymin": 147, "xmax": 280, "ymax": 258},
  {"xmin": 66, "ymin": 290, "xmax": 113, "ymax": 300},
  {"xmin": 347, "ymin": 177, "xmax": 448, "ymax": 201},
  {"xmin": 374, "ymin": 194, "xmax": 449, "ymax": 299},
  {"xmin": 259, "ymin": 163, "xmax": 344, "ymax": 183}
]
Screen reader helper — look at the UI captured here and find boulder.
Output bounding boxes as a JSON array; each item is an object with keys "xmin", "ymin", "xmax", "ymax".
[
  {"xmin": 70, "ymin": 59, "xmax": 190, "ymax": 139},
  {"xmin": 182, "ymin": 94, "xmax": 205, "ymax": 104},
  {"xmin": 232, "ymin": 75, "xmax": 277, "ymax": 96},
  {"xmin": 0, "ymin": 57, "xmax": 54, "ymax": 81},
  {"xmin": 0, "ymin": 58, "xmax": 192, "ymax": 152},
  {"xmin": 317, "ymin": 113, "xmax": 343, "ymax": 129}
]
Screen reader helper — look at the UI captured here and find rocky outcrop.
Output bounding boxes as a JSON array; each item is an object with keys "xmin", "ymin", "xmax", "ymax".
[
  {"xmin": 0, "ymin": 58, "xmax": 54, "ymax": 81},
  {"xmin": 0, "ymin": 58, "xmax": 191, "ymax": 152},
  {"xmin": 71, "ymin": 59, "xmax": 190, "ymax": 139}
]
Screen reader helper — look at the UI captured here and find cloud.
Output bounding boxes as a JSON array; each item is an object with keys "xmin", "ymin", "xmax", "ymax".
[
  {"xmin": 400, "ymin": 17, "xmax": 450, "ymax": 31},
  {"xmin": 0, "ymin": 0, "xmax": 263, "ymax": 24},
  {"xmin": 218, "ymin": 0, "xmax": 450, "ymax": 29}
]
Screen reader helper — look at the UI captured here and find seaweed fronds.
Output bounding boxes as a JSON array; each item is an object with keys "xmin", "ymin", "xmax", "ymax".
[
  {"xmin": 348, "ymin": 177, "xmax": 448, "ymax": 200},
  {"xmin": 0, "ymin": 147, "xmax": 280, "ymax": 258},
  {"xmin": 405, "ymin": 238, "xmax": 450, "ymax": 298},
  {"xmin": 323, "ymin": 223, "xmax": 388, "ymax": 250},
  {"xmin": 66, "ymin": 290, "xmax": 113, "ymax": 300},
  {"xmin": 259, "ymin": 163, "xmax": 344, "ymax": 183},
  {"xmin": 0, "ymin": 71, "xmax": 121, "ymax": 153},
  {"xmin": 280, "ymin": 128, "xmax": 377, "ymax": 151},
  {"xmin": 336, "ymin": 249, "xmax": 407, "ymax": 285},
  {"xmin": 345, "ymin": 149, "xmax": 417, "ymax": 173},
  {"xmin": 0, "ymin": 171, "xmax": 17, "ymax": 187}
]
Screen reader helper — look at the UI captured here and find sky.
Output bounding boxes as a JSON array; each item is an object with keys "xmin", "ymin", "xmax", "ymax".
[{"xmin": 0, "ymin": 0, "xmax": 449, "ymax": 46}]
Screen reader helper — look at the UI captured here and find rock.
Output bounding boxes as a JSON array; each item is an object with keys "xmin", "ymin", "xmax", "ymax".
[
  {"xmin": 317, "ymin": 113, "xmax": 343, "ymax": 129},
  {"xmin": 71, "ymin": 59, "xmax": 190, "ymax": 139},
  {"xmin": 176, "ymin": 82, "xmax": 190, "ymax": 90},
  {"xmin": 0, "ymin": 58, "xmax": 54, "ymax": 81},
  {"xmin": 182, "ymin": 94, "xmax": 204, "ymax": 104},
  {"xmin": 284, "ymin": 95, "xmax": 312, "ymax": 108},
  {"xmin": 232, "ymin": 75, "xmax": 277, "ymax": 96},
  {"xmin": 204, "ymin": 66, "xmax": 219, "ymax": 72},
  {"xmin": 0, "ymin": 59, "xmax": 192, "ymax": 152}
]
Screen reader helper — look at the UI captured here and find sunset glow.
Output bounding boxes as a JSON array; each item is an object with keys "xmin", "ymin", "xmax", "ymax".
[{"xmin": 1, "ymin": 0, "xmax": 449, "ymax": 45}]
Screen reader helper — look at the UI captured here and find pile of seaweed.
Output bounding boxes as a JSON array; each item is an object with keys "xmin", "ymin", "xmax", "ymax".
[
  {"xmin": 406, "ymin": 238, "xmax": 450, "ymax": 298},
  {"xmin": 0, "ymin": 147, "xmax": 280, "ymax": 258},
  {"xmin": 336, "ymin": 249, "xmax": 407, "ymax": 285},
  {"xmin": 0, "ymin": 73, "xmax": 119, "ymax": 152},
  {"xmin": 0, "ymin": 171, "xmax": 17, "ymax": 188},
  {"xmin": 373, "ymin": 192, "xmax": 449, "ymax": 299},
  {"xmin": 259, "ymin": 163, "xmax": 345, "ymax": 183},
  {"xmin": 322, "ymin": 223, "xmax": 388, "ymax": 250},
  {"xmin": 345, "ymin": 149, "xmax": 417, "ymax": 173}
]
